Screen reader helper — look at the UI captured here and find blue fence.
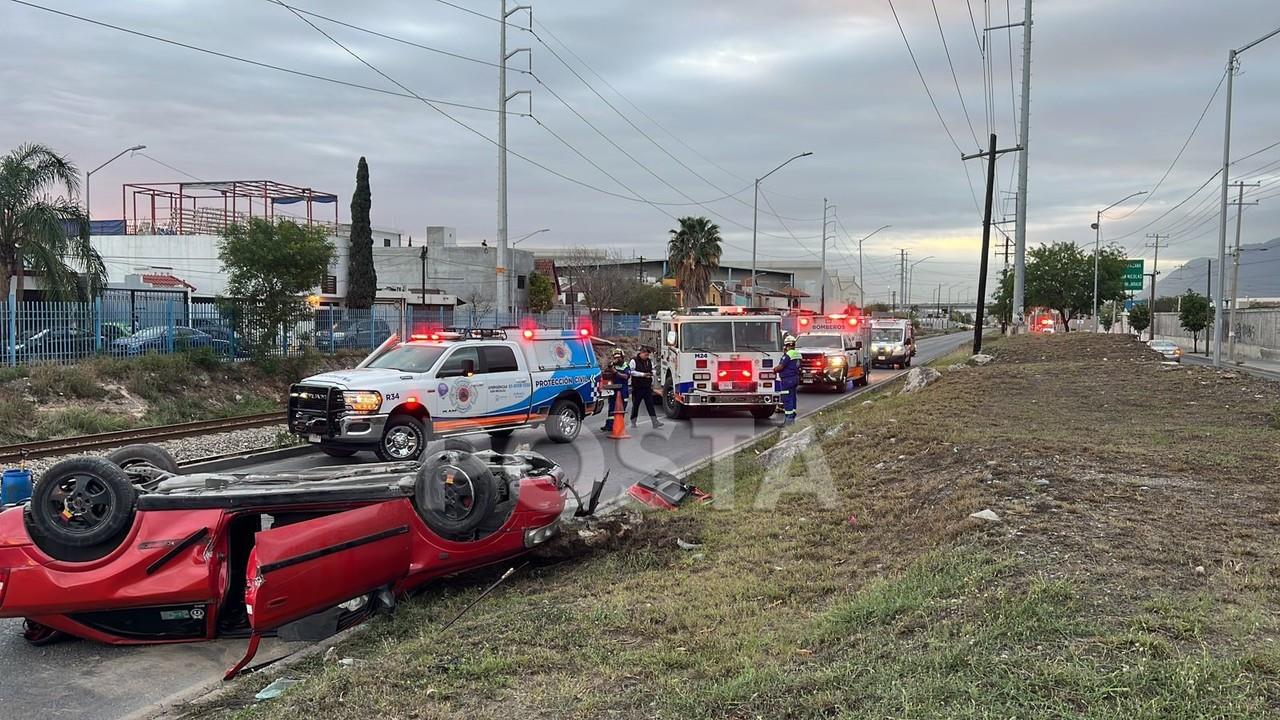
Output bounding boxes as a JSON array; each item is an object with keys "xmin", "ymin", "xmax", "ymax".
[{"xmin": 0, "ymin": 297, "xmax": 641, "ymax": 367}]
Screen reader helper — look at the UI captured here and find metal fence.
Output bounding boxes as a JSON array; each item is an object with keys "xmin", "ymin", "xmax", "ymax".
[{"xmin": 0, "ymin": 297, "xmax": 641, "ymax": 366}]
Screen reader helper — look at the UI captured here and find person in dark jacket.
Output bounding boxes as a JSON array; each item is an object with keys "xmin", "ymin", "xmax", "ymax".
[
  {"xmin": 628, "ymin": 347, "xmax": 663, "ymax": 428},
  {"xmin": 775, "ymin": 334, "xmax": 802, "ymax": 424},
  {"xmin": 600, "ymin": 348, "xmax": 630, "ymax": 431}
]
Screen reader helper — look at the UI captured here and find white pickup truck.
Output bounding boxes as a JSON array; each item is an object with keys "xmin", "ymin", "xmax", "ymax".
[{"xmin": 288, "ymin": 328, "xmax": 605, "ymax": 460}]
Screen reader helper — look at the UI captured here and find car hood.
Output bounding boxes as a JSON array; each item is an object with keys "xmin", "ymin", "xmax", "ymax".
[{"xmin": 301, "ymin": 367, "xmax": 411, "ymax": 389}]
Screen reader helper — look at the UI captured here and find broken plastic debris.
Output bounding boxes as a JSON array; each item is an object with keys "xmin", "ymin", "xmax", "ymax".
[
  {"xmin": 254, "ymin": 677, "xmax": 301, "ymax": 701},
  {"xmin": 676, "ymin": 538, "xmax": 703, "ymax": 551}
]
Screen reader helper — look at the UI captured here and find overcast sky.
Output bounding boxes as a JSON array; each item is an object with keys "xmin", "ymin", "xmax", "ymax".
[{"xmin": 4, "ymin": 0, "xmax": 1279, "ymax": 304}]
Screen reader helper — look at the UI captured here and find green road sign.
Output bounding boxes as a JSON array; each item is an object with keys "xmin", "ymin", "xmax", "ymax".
[{"xmin": 1123, "ymin": 259, "xmax": 1144, "ymax": 291}]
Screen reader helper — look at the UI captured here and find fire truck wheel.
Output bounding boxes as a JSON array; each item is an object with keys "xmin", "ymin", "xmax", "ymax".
[
  {"xmin": 662, "ymin": 377, "xmax": 688, "ymax": 420},
  {"xmin": 750, "ymin": 406, "xmax": 776, "ymax": 420}
]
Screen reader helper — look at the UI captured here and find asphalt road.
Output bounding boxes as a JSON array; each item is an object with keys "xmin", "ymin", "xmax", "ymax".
[{"xmin": 0, "ymin": 332, "xmax": 970, "ymax": 720}]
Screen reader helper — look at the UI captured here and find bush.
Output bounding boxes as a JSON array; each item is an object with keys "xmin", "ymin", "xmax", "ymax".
[
  {"xmin": 27, "ymin": 364, "xmax": 108, "ymax": 399},
  {"xmin": 0, "ymin": 390, "xmax": 36, "ymax": 442},
  {"xmin": 0, "ymin": 366, "xmax": 28, "ymax": 384},
  {"xmin": 36, "ymin": 408, "xmax": 133, "ymax": 438}
]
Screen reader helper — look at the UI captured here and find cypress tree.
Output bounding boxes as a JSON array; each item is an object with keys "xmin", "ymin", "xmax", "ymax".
[{"xmin": 346, "ymin": 156, "xmax": 377, "ymax": 308}]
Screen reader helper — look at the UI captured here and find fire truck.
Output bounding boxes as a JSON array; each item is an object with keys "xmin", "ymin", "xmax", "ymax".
[
  {"xmin": 639, "ymin": 307, "xmax": 783, "ymax": 420},
  {"xmin": 786, "ymin": 313, "xmax": 871, "ymax": 391}
]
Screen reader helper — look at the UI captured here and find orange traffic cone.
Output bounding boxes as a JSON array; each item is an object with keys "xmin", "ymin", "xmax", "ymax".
[{"xmin": 607, "ymin": 392, "xmax": 631, "ymax": 440}]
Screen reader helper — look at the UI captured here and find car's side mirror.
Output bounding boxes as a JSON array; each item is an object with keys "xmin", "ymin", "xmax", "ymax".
[
  {"xmin": 666, "ymin": 330, "xmax": 677, "ymax": 346},
  {"xmin": 854, "ymin": 341, "xmax": 863, "ymax": 350}
]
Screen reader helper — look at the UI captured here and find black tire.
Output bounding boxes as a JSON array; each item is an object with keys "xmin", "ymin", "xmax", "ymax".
[
  {"xmin": 320, "ymin": 446, "xmax": 358, "ymax": 458},
  {"xmin": 835, "ymin": 371, "xmax": 849, "ymax": 393},
  {"xmin": 662, "ymin": 376, "xmax": 689, "ymax": 420},
  {"xmin": 429, "ymin": 436, "xmax": 477, "ymax": 454},
  {"xmin": 376, "ymin": 414, "xmax": 427, "ymax": 462},
  {"xmin": 750, "ymin": 406, "xmax": 776, "ymax": 420},
  {"xmin": 545, "ymin": 398, "xmax": 583, "ymax": 443},
  {"xmin": 105, "ymin": 444, "xmax": 180, "ymax": 492},
  {"xmin": 30, "ymin": 457, "xmax": 137, "ymax": 556},
  {"xmin": 413, "ymin": 451, "xmax": 498, "ymax": 536}
]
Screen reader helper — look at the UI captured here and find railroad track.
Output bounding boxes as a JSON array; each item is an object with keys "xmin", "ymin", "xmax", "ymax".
[{"xmin": 0, "ymin": 411, "xmax": 286, "ymax": 464}]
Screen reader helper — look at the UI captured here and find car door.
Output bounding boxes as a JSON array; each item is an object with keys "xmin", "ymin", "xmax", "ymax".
[
  {"xmin": 479, "ymin": 344, "xmax": 531, "ymax": 426},
  {"xmin": 434, "ymin": 345, "xmax": 485, "ymax": 430},
  {"xmin": 245, "ymin": 502, "xmax": 414, "ymax": 631}
]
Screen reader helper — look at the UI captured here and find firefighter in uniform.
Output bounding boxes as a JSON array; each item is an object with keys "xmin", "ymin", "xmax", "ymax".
[
  {"xmin": 600, "ymin": 349, "xmax": 630, "ymax": 431},
  {"xmin": 776, "ymin": 334, "xmax": 802, "ymax": 424}
]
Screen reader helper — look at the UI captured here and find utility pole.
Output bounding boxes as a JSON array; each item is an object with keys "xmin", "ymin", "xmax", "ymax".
[
  {"xmin": 897, "ymin": 249, "xmax": 907, "ymax": 314},
  {"xmin": 890, "ymin": 290, "xmax": 896, "ymax": 313},
  {"xmin": 1013, "ymin": 0, "xmax": 1033, "ymax": 330},
  {"xmin": 962, "ymin": 133, "xmax": 1021, "ymax": 354},
  {"xmin": 496, "ymin": 0, "xmax": 532, "ymax": 319},
  {"xmin": 820, "ymin": 198, "xmax": 829, "ymax": 314},
  {"xmin": 1227, "ymin": 181, "xmax": 1260, "ymax": 361},
  {"xmin": 1144, "ymin": 233, "xmax": 1168, "ymax": 341},
  {"xmin": 1213, "ymin": 25, "xmax": 1280, "ymax": 366},
  {"xmin": 419, "ymin": 246, "xmax": 429, "ymax": 306},
  {"xmin": 637, "ymin": 256, "xmax": 645, "ymax": 284}
]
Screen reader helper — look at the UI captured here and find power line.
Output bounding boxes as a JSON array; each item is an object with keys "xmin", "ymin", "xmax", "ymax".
[
  {"xmin": 272, "ymin": 0, "xmax": 516, "ymax": 71},
  {"xmin": 886, "ymin": 0, "xmax": 966, "ymax": 155},
  {"xmin": 8, "ymin": 0, "xmax": 510, "ymax": 114},
  {"xmin": 428, "ymin": 0, "xmax": 505, "ymax": 24},
  {"xmin": 930, "ymin": 0, "xmax": 982, "ymax": 148}
]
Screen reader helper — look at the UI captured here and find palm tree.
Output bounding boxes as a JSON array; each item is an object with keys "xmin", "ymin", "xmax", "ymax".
[
  {"xmin": 667, "ymin": 216, "xmax": 722, "ymax": 307},
  {"xmin": 0, "ymin": 143, "xmax": 105, "ymax": 300}
]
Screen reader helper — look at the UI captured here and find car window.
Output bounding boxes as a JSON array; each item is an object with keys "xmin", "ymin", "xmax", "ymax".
[
  {"xmin": 438, "ymin": 346, "xmax": 480, "ymax": 378},
  {"xmin": 481, "ymin": 345, "xmax": 520, "ymax": 373},
  {"xmin": 366, "ymin": 345, "xmax": 446, "ymax": 373}
]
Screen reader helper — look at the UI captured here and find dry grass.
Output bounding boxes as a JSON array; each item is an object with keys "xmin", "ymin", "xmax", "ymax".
[{"xmin": 189, "ymin": 334, "xmax": 1280, "ymax": 719}]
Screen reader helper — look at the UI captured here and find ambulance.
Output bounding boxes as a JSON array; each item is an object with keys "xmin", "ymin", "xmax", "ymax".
[{"xmin": 639, "ymin": 307, "xmax": 783, "ymax": 420}]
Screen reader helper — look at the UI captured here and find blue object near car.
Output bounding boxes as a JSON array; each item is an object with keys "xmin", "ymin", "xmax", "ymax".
[
  {"xmin": 111, "ymin": 326, "xmax": 231, "ymax": 357},
  {"xmin": 1, "ymin": 468, "xmax": 32, "ymax": 505}
]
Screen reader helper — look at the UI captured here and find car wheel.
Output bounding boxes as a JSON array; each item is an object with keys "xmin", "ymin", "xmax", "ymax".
[
  {"xmin": 750, "ymin": 406, "xmax": 776, "ymax": 420},
  {"xmin": 835, "ymin": 372, "xmax": 849, "ymax": 393},
  {"xmin": 105, "ymin": 444, "xmax": 181, "ymax": 492},
  {"xmin": 413, "ymin": 450, "xmax": 498, "ymax": 536},
  {"xmin": 663, "ymin": 377, "xmax": 689, "ymax": 420},
  {"xmin": 376, "ymin": 415, "xmax": 426, "ymax": 462},
  {"xmin": 545, "ymin": 399, "xmax": 582, "ymax": 443},
  {"xmin": 320, "ymin": 446, "xmax": 358, "ymax": 458},
  {"xmin": 22, "ymin": 620, "xmax": 63, "ymax": 646},
  {"xmin": 30, "ymin": 457, "xmax": 137, "ymax": 558},
  {"xmin": 429, "ymin": 436, "xmax": 478, "ymax": 454}
]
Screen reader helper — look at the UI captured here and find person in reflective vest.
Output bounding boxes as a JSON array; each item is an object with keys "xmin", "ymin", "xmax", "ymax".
[
  {"xmin": 775, "ymin": 334, "xmax": 801, "ymax": 424},
  {"xmin": 600, "ymin": 348, "xmax": 630, "ymax": 431}
]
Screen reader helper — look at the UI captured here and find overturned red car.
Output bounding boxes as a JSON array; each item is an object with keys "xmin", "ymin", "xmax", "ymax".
[{"xmin": 0, "ymin": 444, "xmax": 602, "ymax": 677}]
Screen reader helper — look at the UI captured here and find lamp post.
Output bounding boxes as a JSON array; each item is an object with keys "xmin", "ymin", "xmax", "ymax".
[
  {"xmin": 1090, "ymin": 190, "xmax": 1147, "ymax": 332},
  {"xmin": 751, "ymin": 151, "xmax": 812, "ymax": 306},
  {"xmin": 856, "ymin": 224, "xmax": 891, "ymax": 310},
  {"xmin": 906, "ymin": 256, "xmax": 934, "ymax": 312},
  {"xmin": 507, "ymin": 228, "xmax": 549, "ymax": 316},
  {"xmin": 85, "ymin": 144, "xmax": 145, "ymax": 222}
]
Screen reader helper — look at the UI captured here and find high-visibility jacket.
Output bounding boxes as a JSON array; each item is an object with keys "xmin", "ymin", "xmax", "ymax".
[{"xmin": 776, "ymin": 348, "xmax": 802, "ymax": 390}]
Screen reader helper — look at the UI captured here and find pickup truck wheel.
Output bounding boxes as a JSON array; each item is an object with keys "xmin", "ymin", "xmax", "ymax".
[
  {"xmin": 30, "ymin": 457, "xmax": 137, "ymax": 557},
  {"xmin": 105, "ymin": 444, "xmax": 180, "ymax": 492},
  {"xmin": 413, "ymin": 451, "xmax": 498, "ymax": 536},
  {"xmin": 376, "ymin": 415, "xmax": 426, "ymax": 462},
  {"xmin": 320, "ymin": 447, "xmax": 358, "ymax": 458},
  {"xmin": 545, "ymin": 399, "xmax": 582, "ymax": 443}
]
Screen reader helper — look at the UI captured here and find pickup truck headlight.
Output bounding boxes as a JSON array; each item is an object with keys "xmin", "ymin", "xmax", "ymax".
[
  {"xmin": 827, "ymin": 356, "xmax": 845, "ymax": 366},
  {"xmin": 342, "ymin": 390, "xmax": 382, "ymax": 413}
]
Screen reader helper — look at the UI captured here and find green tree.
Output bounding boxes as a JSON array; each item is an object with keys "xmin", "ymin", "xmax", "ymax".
[
  {"xmin": 346, "ymin": 156, "xmax": 376, "ymax": 308},
  {"xmin": 1024, "ymin": 241, "xmax": 1127, "ymax": 330},
  {"xmin": 1179, "ymin": 290, "xmax": 1213, "ymax": 353},
  {"xmin": 219, "ymin": 218, "xmax": 333, "ymax": 355},
  {"xmin": 667, "ymin": 216, "xmax": 721, "ymax": 307},
  {"xmin": 1128, "ymin": 303, "xmax": 1151, "ymax": 335},
  {"xmin": 618, "ymin": 281, "xmax": 678, "ymax": 315},
  {"xmin": 989, "ymin": 270, "xmax": 1014, "ymax": 328},
  {"xmin": 527, "ymin": 270, "xmax": 555, "ymax": 313},
  {"xmin": 0, "ymin": 143, "xmax": 104, "ymax": 299}
]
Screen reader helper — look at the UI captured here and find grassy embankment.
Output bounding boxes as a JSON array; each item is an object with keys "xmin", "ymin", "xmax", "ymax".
[
  {"xmin": 195, "ymin": 333, "xmax": 1280, "ymax": 719},
  {"xmin": 0, "ymin": 349, "xmax": 365, "ymax": 442}
]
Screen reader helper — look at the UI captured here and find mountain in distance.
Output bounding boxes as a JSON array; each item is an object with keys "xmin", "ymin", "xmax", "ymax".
[{"xmin": 1155, "ymin": 236, "xmax": 1280, "ymax": 300}]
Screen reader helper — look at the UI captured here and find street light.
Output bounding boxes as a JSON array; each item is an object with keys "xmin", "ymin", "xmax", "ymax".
[
  {"xmin": 855, "ymin": 224, "xmax": 891, "ymax": 309},
  {"xmin": 751, "ymin": 151, "xmax": 813, "ymax": 306},
  {"xmin": 945, "ymin": 282, "xmax": 966, "ymax": 329},
  {"xmin": 907, "ymin": 256, "xmax": 934, "ymax": 311},
  {"xmin": 1090, "ymin": 190, "xmax": 1147, "ymax": 332},
  {"xmin": 508, "ymin": 228, "xmax": 550, "ymax": 315},
  {"xmin": 85, "ymin": 144, "xmax": 145, "ymax": 222},
  {"xmin": 1227, "ymin": 245, "xmax": 1268, "ymax": 361}
]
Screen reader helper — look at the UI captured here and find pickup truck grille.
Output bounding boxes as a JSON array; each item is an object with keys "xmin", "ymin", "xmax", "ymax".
[
  {"xmin": 289, "ymin": 384, "xmax": 340, "ymax": 413},
  {"xmin": 801, "ymin": 353, "xmax": 829, "ymax": 370}
]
